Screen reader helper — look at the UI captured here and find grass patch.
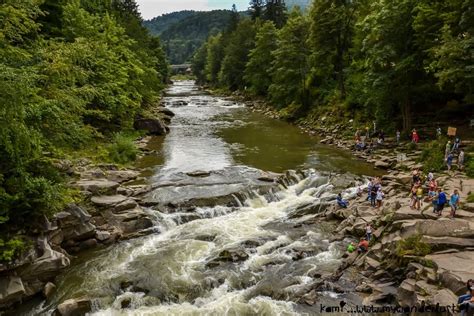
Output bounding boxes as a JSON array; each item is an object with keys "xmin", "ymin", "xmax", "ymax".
[
  {"xmin": 107, "ymin": 132, "xmax": 139, "ymax": 165},
  {"xmin": 396, "ymin": 235, "xmax": 432, "ymax": 257},
  {"xmin": 418, "ymin": 140, "xmax": 445, "ymax": 172}
]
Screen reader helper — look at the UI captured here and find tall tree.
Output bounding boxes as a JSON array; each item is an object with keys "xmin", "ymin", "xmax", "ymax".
[
  {"xmin": 219, "ymin": 19, "xmax": 256, "ymax": 90},
  {"xmin": 358, "ymin": 0, "xmax": 436, "ymax": 131},
  {"xmin": 308, "ymin": 0, "xmax": 357, "ymax": 98},
  {"xmin": 244, "ymin": 21, "xmax": 278, "ymax": 95},
  {"xmin": 249, "ymin": 0, "xmax": 265, "ymax": 20},
  {"xmin": 205, "ymin": 34, "xmax": 226, "ymax": 84},
  {"xmin": 264, "ymin": 0, "xmax": 287, "ymax": 28},
  {"xmin": 269, "ymin": 9, "xmax": 311, "ymax": 109}
]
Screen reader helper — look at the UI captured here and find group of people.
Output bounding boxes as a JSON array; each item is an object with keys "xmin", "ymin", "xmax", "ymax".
[
  {"xmin": 446, "ymin": 138, "xmax": 465, "ymax": 171},
  {"xmin": 354, "ymin": 126, "xmax": 386, "ymax": 152},
  {"xmin": 367, "ymin": 177, "xmax": 384, "ymax": 208},
  {"xmin": 410, "ymin": 169, "xmax": 460, "ymax": 218}
]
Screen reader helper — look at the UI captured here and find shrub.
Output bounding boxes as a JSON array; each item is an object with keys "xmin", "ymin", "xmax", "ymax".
[
  {"xmin": 0, "ymin": 237, "xmax": 28, "ymax": 263},
  {"xmin": 396, "ymin": 235, "xmax": 431, "ymax": 257},
  {"xmin": 107, "ymin": 133, "xmax": 138, "ymax": 164},
  {"xmin": 419, "ymin": 140, "xmax": 445, "ymax": 172},
  {"xmin": 466, "ymin": 156, "xmax": 474, "ymax": 178}
]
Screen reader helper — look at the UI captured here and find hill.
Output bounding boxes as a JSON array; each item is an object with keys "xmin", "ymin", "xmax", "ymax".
[
  {"xmin": 286, "ymin": 0, "xmax": 311, "ymax": 10},
  {"xmin": 144, "ymin": 10, "xmax": 233, "ymax": 64}
]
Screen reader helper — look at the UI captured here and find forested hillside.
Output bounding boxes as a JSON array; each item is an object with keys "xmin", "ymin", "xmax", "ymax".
[
  {"xmin": 0, "ymin": 0, "xmax": 168, "ymax": 259},
  {"xmin": 144, "ymin": 10, "xmax": 234, "ymax": 64},
  {"xmin": 193, "ymin": 0, "xmax": 473, "ymax": 131}
]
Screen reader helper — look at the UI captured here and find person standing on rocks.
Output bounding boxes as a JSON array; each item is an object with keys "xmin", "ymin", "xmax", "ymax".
[
  {"xmin": 415, "ymin": 185, "xmax": 423, "ymax": 210},
  {"xmin": 459, "ymin": 149, "xmax": 465, "ymax": 171},
  {"xmin": 447, "ymin": 152, "xmax": 454, "ymax": 171},
  {"xmin": 396, "ymin": 130, "xmax": 401, "ymax": 144},
  {"xmin": 412, "ymin": 129, "xmax": 419, "ymax": 143},
  {"xmin": 435, "ymin": 188, "xmax": 447, "ymax": 216},
  {"xmin": 445, "ymin": 140, "xmax": 452, "ymax": 159},
  {"xmin": 366, "ymin": 223, "xmax": 373, "ymax": 241},
  {"xmin": 449, "ymin": 189, "xmax": 460, "ymax": 218},
  {"xmin": 376, "ymin": 187, "xmax": 384, "ymax": 208},
  {"xmin": 459, "ymin": 286, "xmax": 474, "ymax": 316},
  {"xmin": 452, "ymin": 136, "xmax": 461, "ymax": 152},
  {"xmin": 370, "ymin": 183, "xmax": 378, "ymax": 207}
]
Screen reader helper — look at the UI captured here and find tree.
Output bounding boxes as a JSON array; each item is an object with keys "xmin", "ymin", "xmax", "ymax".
[
  {"xmin": 205, "ymin": 34, "xmax": 226, "ymax": 84},
  {"xmin": 244, "ymin": 21, "xmax": 278, "ymax": 95},
  {"xmin": 357, "ymin": 0, "xmax": 436, "ymax": 131},
  {"xmin": 219, "ymin": 19, "xmax": 256, "ymax": 90},
  {"xmin": 308, "ymin": 0, "xmax": 357, "ymax": 98},
  {"xmin": 264, "ymin": 0, "xmax": 287, "ymax": 28},
  {"xmin": 249, "ymin": 0, "xmax": 265, "ymax": 20},
  {"xmin": 192, "ymin": 42, "xmax": 208, "ymax": 83},
  {"xmin": 268, "ymin": 9, "xmax": 311, "ymax": 109}
]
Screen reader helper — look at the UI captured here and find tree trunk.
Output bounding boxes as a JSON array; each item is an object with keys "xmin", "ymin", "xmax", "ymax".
[{"xmin": 401, "ymin": 99, "xmax": 412, "ymax": 132}]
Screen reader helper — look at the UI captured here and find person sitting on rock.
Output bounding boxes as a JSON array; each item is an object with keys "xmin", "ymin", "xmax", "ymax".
[
  {"xmin": 459, "ymin": 285, "xmax": 474, "ymax": 316},
  {"xmin": 459, "ymin": 280, "xmax": 474, "ymax": 305},
  {"xmin": 337, "ymin": 193, "xmax": 349, "ymax": 208},
  {"xmin": 357, "ymin": 237, "xmax": 369, "ymax": 253}
]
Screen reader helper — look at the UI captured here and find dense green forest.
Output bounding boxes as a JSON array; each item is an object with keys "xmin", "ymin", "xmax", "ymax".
[
  {"xmin": 144, "ymin": 10, "xmax": 235, "ymax": 64},
  {"xmin": 0, "ymin": 0, "xmax": 168, "ymax": 259},
  {"xmin": 193, "ymin": 0, "xmax": 473, "ymax": 131}
]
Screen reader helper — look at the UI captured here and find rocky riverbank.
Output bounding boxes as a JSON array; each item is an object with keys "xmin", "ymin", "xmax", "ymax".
[
  {"xmin": 0, "ymin": 106, "xmax": 175, "ymax": 312},
  {"xmin": 226, "ymin": 91, "xmax": 474, "ymax": 312}
]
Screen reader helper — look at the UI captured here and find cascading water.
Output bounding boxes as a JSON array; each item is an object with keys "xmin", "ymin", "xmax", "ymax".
[{"xmin": 22, "ymin": 81, "xmax": 379, "ymax": 315}]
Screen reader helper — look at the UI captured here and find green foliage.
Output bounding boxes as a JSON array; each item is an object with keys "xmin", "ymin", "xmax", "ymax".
[
  {"xmin": 467, "ymin": 193, "xmax": 474, "ymax": 203},
  {"xmin": 107, "ymin": 133, "xmax": 139, "ymax": 164},
  {"xmin": 466, "ymin": 157, "xmax": 474, "ymax": 178},
  {"xmin": 269, "ymin": 9, "xmax": 311, "ymax": 110},
  {"xmin": 219, "ymin": 19, "xmax": 256, "ymax": 90},
  {"xmin": 0, "ymin": 238, "xmax": 28, "ymax": 263},
  {"xmin": 396, "ymin": 235, "xmax": 432, "ymax": 257},
  {"xmin": 144, "ymin": 10, "xmax": 234, "ymax": 64},
  {"xmin": 244, "ymin": 21, "xmax": 278, "ymax": 95},
  {"xmin": 0, "ymin": 0, "xmax": 167, "ymax": 236},
  {"xmin": 419, "ymin": 140, "xmax": 445, "ymax": 172},
  {"xmin": 205, "ymin": 34, "xmax": 226, "ymax": 85}
]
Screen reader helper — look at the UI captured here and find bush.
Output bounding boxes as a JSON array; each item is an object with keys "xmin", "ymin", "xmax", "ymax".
[
  {"xmin": 0, "ymin": 237, "xmax": 28, "ymax": 263},
  {"xmin": 419, "ymin": 140, "xmax": 445, "ymax": 172},
  {"xmin": 107, "ymin": 133, "xmax": 139, "ymax": 164},
  {"xmin": 466, "ymin": 156, "xmax": 474, "ymax": 178},
  {"xmin": 396, "ymin": 235, "xmax": 431, "ymax": 257}
]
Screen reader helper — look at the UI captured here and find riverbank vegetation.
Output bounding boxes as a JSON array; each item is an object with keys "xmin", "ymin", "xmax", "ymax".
[
  {"xmin": 0, "ymin": 0, "xmax": 168, "ymax": 260},
  {"xmin": 192, "ymin": 0, "xmax": 473, "ymax": 132}
]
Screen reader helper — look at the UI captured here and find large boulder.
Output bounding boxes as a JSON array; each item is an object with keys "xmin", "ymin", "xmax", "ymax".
[
  {"xmin": 426, "ymin": 251, "xmax": 474, "ymax": 295},
  {"xmin": 17, "ymin": 238, "xmax": 70, "ymax": 282},
  {"xmin": 74, "ymin": 179, "xmax": 119, "ymax": 195},
  {"xmin": 399, "ymin": 218, "xmax": 474, "ymax": 238},
  {"xmin": 106, "ymin": 170, "xmax": 139, "ymax": 183},
  {"xmin": 55, "ymin": 205, "xmax": 96, "ymax": 242},
  {"xmin": 55, "ymin": 297, "xmax": 92, "ymax": 316},
  {"xmin": 91, "ymin": 195, "xmax": 128, "ymax": 207},
  {"xmin": 0, "ymin": 276, "xmax": 26, "ymax": 307},
  {"xmin": 134, "ymin": 117, "xmax": 168, "ymax": 135}
]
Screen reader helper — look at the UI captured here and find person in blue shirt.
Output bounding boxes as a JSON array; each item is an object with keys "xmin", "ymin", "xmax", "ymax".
[
  {"xmin": 436, "ymin": 188, "xmax": 447, "ymax": 216},
  {"xmin": 449, "ymin": 189, "xmax": 460, "ymax": 218},
  {"xmin": 337, "ymin": 193, "xmax": 349, "ymax": 208}
]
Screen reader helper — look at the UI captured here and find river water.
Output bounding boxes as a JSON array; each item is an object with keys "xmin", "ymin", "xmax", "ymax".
[{"xmin": 25, "ymin": 81, "xmax": 379, "ymax": 315}]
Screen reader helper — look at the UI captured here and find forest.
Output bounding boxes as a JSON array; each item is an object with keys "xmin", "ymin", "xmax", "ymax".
[
  {"xmin": 144, "ymin": 10, "xmax": 238, "ymax": 64},
  {"xmin": 193, "ymin": 0, "xmax": 473, "ymax": 132},
  {"xmin": 0, "ymin": 0, "xmax": 168, "ymax": 259}
]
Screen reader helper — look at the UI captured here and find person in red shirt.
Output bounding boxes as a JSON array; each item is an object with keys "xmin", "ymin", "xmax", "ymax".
[
  {"xmin": 412, "ymin": 129, "xmax": 419, "ymax": 144},
  {"xmin": 358, "ymin": 237, "xmax": 369, "ymax": 253}
]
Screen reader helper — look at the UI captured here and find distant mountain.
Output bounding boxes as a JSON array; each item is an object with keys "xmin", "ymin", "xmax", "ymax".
[
  {"xmin": 144, "ymin": 10, "xmax": 233, "ymax": 64},
  {"xmin": 286, "ymin": 0, "xmax": 311, "ymax": 10}
]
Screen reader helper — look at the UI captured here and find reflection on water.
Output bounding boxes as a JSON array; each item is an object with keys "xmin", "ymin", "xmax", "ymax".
[{"xmin": 137, "ymin": 80, "xmax": 379, "ymax": 177}]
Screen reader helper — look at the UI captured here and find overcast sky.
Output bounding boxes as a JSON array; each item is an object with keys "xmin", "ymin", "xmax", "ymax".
[{"xmin": 137, "ymin": 0, "xmax": 250, "ymax": 20}]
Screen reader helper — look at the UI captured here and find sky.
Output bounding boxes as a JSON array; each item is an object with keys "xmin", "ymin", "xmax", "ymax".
[{"xmin": 137, "ymin": 0, "xmax": 250, "ymax": 20}]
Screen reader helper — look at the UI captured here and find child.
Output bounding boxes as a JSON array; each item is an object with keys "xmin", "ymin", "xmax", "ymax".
[
  {"xmin": 449, "ymin": 189, "xmax": 460, "ymax": 218},
  {"xmin": 415, "ymin": 185, "xmax": 423, "ymax": 210},
  {"xmin": 459, "ymin": 150, "xmax": 465, "ymax": 171},
  {"xmin": 366, "ymin": 223, "xmax": 373, "ymax": 241},
  {"xmin": 376, "ymin": 188, "xmax": 384, "ymax": 208}
]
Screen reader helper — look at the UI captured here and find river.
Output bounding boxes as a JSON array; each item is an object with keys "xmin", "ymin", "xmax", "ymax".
[{"xmin": 24, "ymin": 81, "xmax": 379, "ymax": 315}]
